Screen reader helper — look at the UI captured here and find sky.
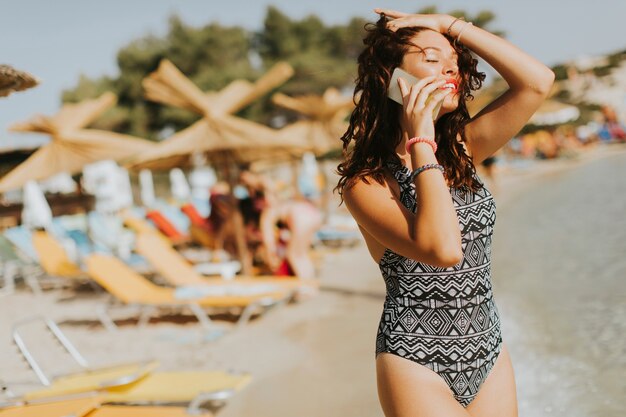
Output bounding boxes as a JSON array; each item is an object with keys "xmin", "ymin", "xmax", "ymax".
[{"xmin": 1, "ymin": 0, "xmax": 625, "ymax": 149}]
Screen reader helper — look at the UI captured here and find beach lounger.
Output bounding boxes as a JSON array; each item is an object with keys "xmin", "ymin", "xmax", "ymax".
[
  {"xmin": 0, "ymin": 392, "xmax": 223, "ymax": 417},
  {"xmin": 0, "ymin": 235, "xmax": 42, "ymax": 296},
  {"xmin": 0, "ymin": 394, "xmax": 222, "ymax": 416},
  {"xmin": 315, "ymin": 214, "xmax": 362, "ymax": 248},
  {"xmin": 31, "ymin": 230, "xmax": 84, "ymax": 279},
  {"xmin": 122, "ymin": 213, "xmax": 215, "ymax": 265},
  {"xmin": 9, "ymin": 317, "xmax": 249, "ymax": 408},
  {"xmin": 2, "ymin": 228, "xmax": 75, "ymax": 293},
  {"xmin": 0, "ymin": 394, "xmax": 102, "ymax": 417},
  {"xmin": 87, "ymin": 211, "xmax": 129, "ymax": 252},
  {"xmin": 103, "ymin": 372, "xmax": 247, "ymax": 404},
  {"xmin": 316, "ymin": 227, "xmax": 361, "ymax": 248},
  {"xmin": 11, "ymin": 371, "xmax": 241, "ymax": 417},
  {"xmin": 21, "ymin": 370, "xmax": 246, "ymax": 406},
  {"xmin": 120, "ymin": 213, "xmax": 156, "ymax": 235},
  {"xmin": 12, "ymin": 316, "xmax": 158, "ymax": 391},
  {"xmin": 61, "ymin": 228, "xmax": 152, "ymax": 275},
  {"xmin": 3, "ymin": 226, "xmax": 38, "ymax": 262},
  {"xmin": 152, "ymin": 202, "xmax": 191, "ymax": 236},
  {"xmin": 180, "ymin": 202, "xmax": 208, "ymax": 228},
  {"xmin": 136, "ymin": 232, "xmax": 240, "ymax": 281},
  {"xmin": 89, "ymin": 404, "xmax": 214, "ymax": 416},
  {"xmin": 135, "ymin": 232, "xmax": 318, "ymax": 296},
  {"xmin": 84, "ymin": 254, "xmax": 291, "ymax": 330},
  {"xmin": 145, "ymin": 210, "xmax": 190, "ymax": 244}
]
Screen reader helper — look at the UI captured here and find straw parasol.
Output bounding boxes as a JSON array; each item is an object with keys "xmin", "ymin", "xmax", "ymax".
[
  {"xmin": 0, "ymin": 65, "xmax": 39, "ymax": 97},
  {"xmin": 272, "ymin": 88, "xmax": 354, "ymax": 156},
  {"xmin": 0, "ymin": 93, "xmax": 155, "ymax": 192},
  {"xmin": 128, "ymin": 59, "xmax": 309, "ymax": 171}
]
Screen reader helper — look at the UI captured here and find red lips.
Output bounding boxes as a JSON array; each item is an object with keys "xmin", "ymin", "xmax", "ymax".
[{"xmin": 440, "ymin": 78, "xmax": 459, "ymax": 93}]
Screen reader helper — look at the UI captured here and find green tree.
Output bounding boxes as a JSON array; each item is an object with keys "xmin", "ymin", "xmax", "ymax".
[{"xmin": 62, "ymin": 6, "xmax": 503, "ymax": 138}]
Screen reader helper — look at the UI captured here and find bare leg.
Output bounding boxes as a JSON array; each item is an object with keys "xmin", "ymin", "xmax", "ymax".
[
  {"xmin": 230, "ymin": 211, "xmax": 252, "ymax": 275},
  {"xmin": 466, "ymin": 342, "xmax": 518, "ymax": 417},
  {"xmin": 376, "ymin": 352, "xmax": 471, "ymax": 417},
  {"xmin": 285, "ymin": 202, "xmax": 322, "ymax": 279}
]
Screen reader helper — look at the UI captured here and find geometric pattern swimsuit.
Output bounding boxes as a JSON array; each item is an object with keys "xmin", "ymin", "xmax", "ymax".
[{"xmin": 375, "ymin": 159, "xmax": 503, "ymax": 407}]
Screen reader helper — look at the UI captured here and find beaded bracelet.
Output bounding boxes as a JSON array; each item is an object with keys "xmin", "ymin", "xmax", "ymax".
[
  {"xmin": 409, "ymin": 163, "xmax": 445, "ymax": 182},
  {"xmin": 406, "ymin": 137, "xmax": 437, "ymax": 154}
]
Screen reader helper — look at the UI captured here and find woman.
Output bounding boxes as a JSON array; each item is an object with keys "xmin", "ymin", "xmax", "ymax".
[
  {"xmin": 239, "ymin": 169, "xmax": 322, "ymax": 279},
  {"xmin": 337, "ymin": 9, "xmax": 554, "ymax": 416},
  {"xmin": 259, "ymin": 198, "xmax": 322, "ymax": 279}
]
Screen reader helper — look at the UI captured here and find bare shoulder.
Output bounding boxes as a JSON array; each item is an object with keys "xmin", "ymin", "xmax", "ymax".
[
  {"xmin": 341, "ymin": 168, "xmax": 460, "ymax": 266},
  {"xmin": 342, "ymin": 174, "xmax": 401, "ymax": 262},
  {"xmin": 343, "ymin": 173, "xmax": 398, "ymax": 216}
]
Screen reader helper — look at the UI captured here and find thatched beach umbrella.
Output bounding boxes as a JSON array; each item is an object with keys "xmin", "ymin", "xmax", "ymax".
[
  {"xmin": 129, "ymin": 59, "xmax": 307, "ymax": 170},
  {"xmin": 0, "ymin": 93, "xmax": 155, "ymax": 192},
  {"xmin": 131, "ymin": 60, "xmax": 309, "ymax": 276},
  {"xmin": 272, "ymin": 88, "xmax": 354, "ymax": 156},
  {"xmin": 0, "ymin": 65, "xmax": 39, "ymax": 98}
]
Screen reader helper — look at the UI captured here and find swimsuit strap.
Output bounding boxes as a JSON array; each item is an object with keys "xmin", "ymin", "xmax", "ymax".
[
  {"xmin": 386, "ymin": 159, "xmax": 414, "ymax": 189},
  {"xmin": 386, "ymin": 159, "xmax": 417, "ymax": 213}
]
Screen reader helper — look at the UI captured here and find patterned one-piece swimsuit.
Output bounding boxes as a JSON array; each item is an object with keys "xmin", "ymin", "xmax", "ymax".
[{"xmin": 375, "ymin": 159, "xmax": 503, "ymax": 408}]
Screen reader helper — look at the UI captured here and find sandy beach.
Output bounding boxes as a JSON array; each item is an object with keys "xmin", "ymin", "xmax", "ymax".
[{"xmin": 1, "ymin": 144, "xmax": 625, "ymax": 417}]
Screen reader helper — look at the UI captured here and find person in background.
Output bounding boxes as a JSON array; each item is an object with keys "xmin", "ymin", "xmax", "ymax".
[
  {"xmin": 202, "ymin": 182, "xmax": 252, "ymax": 274},
  {"xmin": 239, "ymin": 168, "xmax": 322, "ymax": 279},
  {"xmin": 598, "ymin": 105, "xmax": 626, "ymax": 142}
]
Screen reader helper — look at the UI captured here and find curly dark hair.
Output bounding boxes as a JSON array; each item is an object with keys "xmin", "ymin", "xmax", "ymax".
[{"xmin": 336, "ymin": 15, "xmax": 486, "ymax": 202}]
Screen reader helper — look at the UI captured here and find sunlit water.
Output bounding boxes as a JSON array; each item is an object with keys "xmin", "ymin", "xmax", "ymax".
[{"xmin": 491, "ymin": 149, "xmax": 626, "ymax": 416}]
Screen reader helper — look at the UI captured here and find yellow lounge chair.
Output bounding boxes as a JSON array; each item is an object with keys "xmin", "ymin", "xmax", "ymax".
[
  {"xmin": 122, "ymin": 214, "xmax": 217, "ymax": 265},
  {"xmin": 19, "ymin": 363, "xmax": 159, "ymax": 401},
  {"xmin": 121, "ymin": 216, "xmax": 170, "ymax": 245},
  {"xmin": 84, "ymin": 254, "xmax": 291, "ymax": 329},
  {"xmin": 105, "ymin": 371, "xmax": 249, "ymax": 403},
  {"xmin": 8, "ymin": 318, "xmax": 249, "ymax": 408},
  {"xmin": 31, "ymin": 230, "xmax": 84, "ymax": 279},
  {"xmin": 88, "ymin": 405, "xmax": 213, "ymax": 416},
  {"xmin": 12, "ymin": 316, "xmax": 159, "ymax": 397},
  {"xmin": 0, "ymin": 395, "xmax": 102, "ymax": 417},
  {"xmin": 135, "ymin": 232, "xmax": 319, "ymax": 293},
  {"xmin": 22, "ymin": 371, "xmax": 249, "ymax": 405},
  {"xmin": 0, "ymin": 395, "xmax": 217, "ymax": 416}
]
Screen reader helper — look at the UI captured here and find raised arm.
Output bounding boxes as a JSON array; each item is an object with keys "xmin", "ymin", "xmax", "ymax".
[
  {"xmin": 344, "ymin": 77, "xmax": 463, "ymax": 268},
  {"xmin": 447, "ymin": 16, "xmax": 554, "ymax": 163},
  {"xmin": 377, "ymin": 9, "xmax": 555, "ymax": 164}
]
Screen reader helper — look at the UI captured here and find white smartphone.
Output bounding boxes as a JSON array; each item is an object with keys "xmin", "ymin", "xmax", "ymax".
[{"xmin": 387, "ymin": 67, "xmax": 443, "ymax": 120}]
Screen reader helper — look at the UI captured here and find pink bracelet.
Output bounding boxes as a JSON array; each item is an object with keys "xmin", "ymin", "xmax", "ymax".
[{"xmin": 406, "ymin": 137, "xmax": 437, "ymax": 154}]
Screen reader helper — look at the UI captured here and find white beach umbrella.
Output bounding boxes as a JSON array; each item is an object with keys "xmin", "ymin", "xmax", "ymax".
[
  {"xmin": 21, "ymin": 180, "xmax": 52, "ymax": 229},
  {"xmin": 139, "ymin": 169, "xmax": 156, "ymax": 208},
  {"xmin": 169, "ymin": 168, "xmax": 191, "ymax": 202},
  {"xmin": 39, "ymin": 173, "xmax": 77, "ymax": 194},
  {"xmin": 82, "ymin": 160, "xmax": 133, "ymax": 213}
]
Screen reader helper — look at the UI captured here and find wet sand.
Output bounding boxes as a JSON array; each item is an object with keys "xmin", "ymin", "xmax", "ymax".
[{"xmin": 1, "ymin": 144, "xmax": 624, "ymax": 416}]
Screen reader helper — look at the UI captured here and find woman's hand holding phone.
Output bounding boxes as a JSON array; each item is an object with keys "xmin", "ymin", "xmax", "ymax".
[{"xmin": 397, "ymin": 75, "xmax": 452, "ymax": 141}]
